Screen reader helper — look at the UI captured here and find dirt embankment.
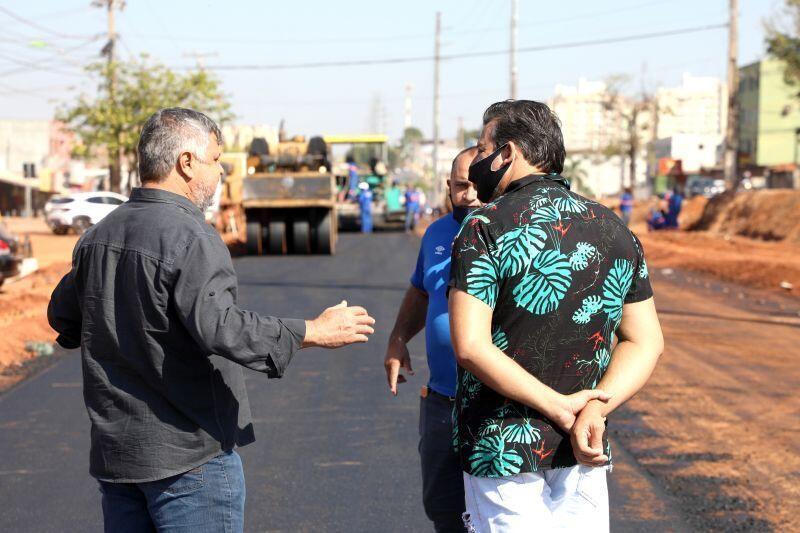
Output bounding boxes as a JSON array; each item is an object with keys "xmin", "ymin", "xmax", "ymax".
[
  {"xmin": 0, "ymin": 218, "xmax": 76, "ymax": 391},
  {"xmin": 689, "ymin": 189, "xmax": 800, "ymax": 243},
  {"xmin": 630, "ymin": 190, "xmax": 800, "ymax": 298}
]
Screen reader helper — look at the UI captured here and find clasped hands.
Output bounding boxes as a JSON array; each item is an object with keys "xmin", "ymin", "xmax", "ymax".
[{"xmin": 384, "ymin": 338, "xmax": 611, "ymax": 467}]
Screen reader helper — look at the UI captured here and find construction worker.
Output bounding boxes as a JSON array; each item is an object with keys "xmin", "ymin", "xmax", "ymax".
[
  {"xmin": 346, "ymin": 156, "xmax": 360, "ymax": 200},
  {"xmin": 358, "ymin": 181, "xmax": 373, "ymax": 233},
  {"xmin": 404, "ymin": 185, "xmax": 420, "ymax": 233}
]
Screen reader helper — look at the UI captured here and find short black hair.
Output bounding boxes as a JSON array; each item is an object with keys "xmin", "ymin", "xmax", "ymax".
[{"xmin": 482, "ymin": 100, "xmax": 565, "ymax": 174}]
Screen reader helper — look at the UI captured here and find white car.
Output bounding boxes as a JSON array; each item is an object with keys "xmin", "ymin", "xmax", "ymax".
[{"xmin": 44, "ymin": 192, "xmax": 129, "ymax": 235}]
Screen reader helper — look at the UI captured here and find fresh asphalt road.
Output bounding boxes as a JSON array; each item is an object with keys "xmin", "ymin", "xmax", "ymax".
[{"xmin": 0, "ymin": 232, "xmax": 684, "ymax": 532}]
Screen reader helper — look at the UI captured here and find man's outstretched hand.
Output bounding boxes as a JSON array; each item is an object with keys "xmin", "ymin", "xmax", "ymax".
[{"xmin": 302, "ymin": 301, "xmax": 376, "ymax": 349}]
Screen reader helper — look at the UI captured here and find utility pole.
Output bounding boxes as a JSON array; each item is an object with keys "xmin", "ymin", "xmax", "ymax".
[
  {"xmin": 724, "ymin": 0, "xmax": 739, "ymax": 189},
  {"xmin": 433, "ymin": 12, "xmax": 442, "ymax": 208},
  {"xmin": 95, "ymin": 0, "xmax": 124, "ymax": 192},
  {"xmin": 403, "ymin": 83, "xmax": 414, "ymax": 131},
  {"xmin": 510, "ymin": 0, "xmax": 518, "ymax": 100}
]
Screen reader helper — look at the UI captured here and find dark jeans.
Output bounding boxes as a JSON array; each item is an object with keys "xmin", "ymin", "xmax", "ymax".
[
  {"xmin": 405, "ymin": 210, "xmax": 418, "ymax": 232},
  {"xmin": 98, "ymin": 450, "xmax": 246, "ymax": 533},
  {"xmin": 419, "ymin": 392, "xmax": 466, "ymax": 533}
]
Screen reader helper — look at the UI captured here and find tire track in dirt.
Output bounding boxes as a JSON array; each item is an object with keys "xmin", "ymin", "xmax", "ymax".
[{"xmin": 614, "ymin": 270, "xmax": 800, "ymax": 531}]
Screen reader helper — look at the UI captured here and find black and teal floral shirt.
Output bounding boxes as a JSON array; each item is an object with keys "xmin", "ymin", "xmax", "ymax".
[{"xmin": 448, "ymin": 175, "xmax": 653, "ymax": 477}]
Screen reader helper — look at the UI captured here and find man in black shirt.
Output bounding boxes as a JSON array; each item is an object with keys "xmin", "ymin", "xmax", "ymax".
[
  {"xmin": 48, "ymin": 108, "xmax": 375, "ymax": 533},
  {"xmin": 448, "ymin": 100, "xmax": 663, "ymax": 532}
]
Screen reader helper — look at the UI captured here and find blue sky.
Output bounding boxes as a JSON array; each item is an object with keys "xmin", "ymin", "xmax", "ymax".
[{"xmin": 0, "ymin": 0, "xmax": 779, "ymax": 140}]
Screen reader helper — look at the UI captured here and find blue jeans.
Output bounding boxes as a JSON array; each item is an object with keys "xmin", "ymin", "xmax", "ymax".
[
  {"xmin": 99, "ymin": 450, "xmax": 246, "ymax": 533},
  {"xmin": 405, "ymin": 210, "xmax": 418, "ymax": 231},
  {"xmin": 360, "ymin": 210, "xmax": 373, "ymax": 233}
]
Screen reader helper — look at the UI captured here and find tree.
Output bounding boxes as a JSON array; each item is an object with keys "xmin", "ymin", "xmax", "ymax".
[
  {"xmin": 59, "ymin": 54, "xmax": 233, "ymax": 192},
  {"xmin": 561, "ymin": 156, "xmax": 593, "ymax": 197},
  {"xmin": 766, "ymin": 0, "xmax": 800, "ymax": 97},
  {"xmin": 462, "ymin": 128, "xmax": 482, "ymax": 145},
  {"xmin": 601, "ymin": 75, "xmax": 652, "ymax": 192},
  {"xmin": 401, "ymin": 126, "xmax": 424, "ymax": 145}
]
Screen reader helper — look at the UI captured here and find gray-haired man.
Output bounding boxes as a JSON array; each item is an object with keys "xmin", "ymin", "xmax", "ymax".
[{"xmin": 48, "ymin": 108, "xmax": 375, "ymax": 532}]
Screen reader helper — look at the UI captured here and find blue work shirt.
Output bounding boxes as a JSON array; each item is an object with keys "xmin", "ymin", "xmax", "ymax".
[
  {"xmin": 358, "ymin": 189, "xmax": 373, "ymax": 212},
  {"xmin": 405, "ymin": 190, "xmax": 420, "ymax": 213},
  {"xmin": 620, "ymin": 192, "xmax": 634, "ymax": 213},
  {"xmin": 409, "ymin": 214, "xmax": 460, "ymax": 397},
  {"xmin": 348, "ymin": 164, "xmax": 360, "ymax": 191}
]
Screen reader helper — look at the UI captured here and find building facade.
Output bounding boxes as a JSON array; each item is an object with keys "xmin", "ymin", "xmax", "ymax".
[
  {"xmin": 651, "ymin": 134, "xmax": 722, "ymax": 173},
  {"xmin": 645, "ymin": 74, "xmax": 726, "ymax": 189},
  {"xmin": 549, "ymin": 78, "xmax": 648, "ymax": 195},
  {"xmin": 655, "ymin": 73, "xmax": 727, "ymax": 139},
  {"xmin": 550, "ymin": 78, "xmax": 622, "ymax": 153},
  {"xmin": 738, "ymin": 58, "xmax": 800, "ymax": 169}
]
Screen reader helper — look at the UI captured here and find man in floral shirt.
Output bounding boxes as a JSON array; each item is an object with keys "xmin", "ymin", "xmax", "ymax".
[{"xmin": 448, "ymin": 100, "xmax": 664, "ymax": 532}]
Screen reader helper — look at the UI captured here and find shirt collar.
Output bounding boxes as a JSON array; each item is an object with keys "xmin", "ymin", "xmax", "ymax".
[
  {"xmin": 504, "ymin": 173, "xmax": 570, "ymax": 195},
  {"xmin": 129, "ymin": 187, "xmax": 202, "ymax": 216}
]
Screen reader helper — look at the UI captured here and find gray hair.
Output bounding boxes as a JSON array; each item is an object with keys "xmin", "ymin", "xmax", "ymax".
[{"xmin": 137, "ymin": 107, "xmax": 223, "ymax": 183}]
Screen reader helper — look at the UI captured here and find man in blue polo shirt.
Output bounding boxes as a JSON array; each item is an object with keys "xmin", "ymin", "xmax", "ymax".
[{"xmin": 384, "ymin": 147, "xmax": 479, "ymax": 532}]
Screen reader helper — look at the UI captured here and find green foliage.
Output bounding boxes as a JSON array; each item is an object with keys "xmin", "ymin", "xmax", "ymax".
[
  {"xmin": 462, "ymin": 128, "xmax": 482, "ymax": 144},
  {"xmin": 401, "ymin": 126, "xmax": 424, "ymax": 145},
  {"xmin": 58, "ymin": 55, "xmax": 233, "ymax": 190},
  {"xmin": 561, "ymin": 156, "xmax": 594, "ymax": 196},
  {"xmin": 766, "ymin": 0, "xmax": 800, "ymax": 96}
]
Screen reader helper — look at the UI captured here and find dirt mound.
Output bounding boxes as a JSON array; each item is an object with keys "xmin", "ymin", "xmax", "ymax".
[
  {"xmin": 678, "ymin": 196, "xmax": 708, "ymax": 229},
  {"xmin": 689, "ymin": 190, "xmax": 800, "ymax": 243}
]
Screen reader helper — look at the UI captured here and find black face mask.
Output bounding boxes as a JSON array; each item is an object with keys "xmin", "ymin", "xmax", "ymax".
[
  {"xmin": 452, "ymin": 205, "xmax": 478, "ymax": 224},
  {"xmin": 468, "ymin": 143, "xmax": 510, "ymax": 202}
]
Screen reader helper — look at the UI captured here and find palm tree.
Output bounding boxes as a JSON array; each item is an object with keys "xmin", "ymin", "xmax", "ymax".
[{"xmin": 562, "ymin": 156, "xmax": 593, "ymax": 197}]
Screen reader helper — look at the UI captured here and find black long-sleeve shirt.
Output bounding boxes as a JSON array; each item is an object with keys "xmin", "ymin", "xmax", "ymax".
[{"xmin": 48, "ymin": 188, "xmax": 306, "ymax": 483}]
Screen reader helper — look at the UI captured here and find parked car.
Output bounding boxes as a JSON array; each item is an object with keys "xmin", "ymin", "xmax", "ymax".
[
  {"xmin": 44, "ymin": 192, "xmax": 129, "ymax": 235},
  {"xmin": 686, "ymin": 176, "xmax": 727, "ymax": 198},
  {"xmin": 0, "ymin": 219, "xmax": 22, "ymax": 288}
]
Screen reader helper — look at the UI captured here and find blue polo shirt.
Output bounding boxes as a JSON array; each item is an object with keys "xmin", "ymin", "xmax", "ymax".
[{"xmin": 410, "ymin": 214, "xmax": 460, "ymax": 397}]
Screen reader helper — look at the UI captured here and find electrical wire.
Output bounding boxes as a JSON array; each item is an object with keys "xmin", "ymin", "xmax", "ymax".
[
  {"xmin": 0, "ymin": 5, "xmax": 98, "ymax": 40},
  {"xmin": 123, "ymin": 0, "xmax": 676, "ymax": 47},
  {"xmin": 194, "ymin": 23, "xmax": 728, "ymax": 71}
]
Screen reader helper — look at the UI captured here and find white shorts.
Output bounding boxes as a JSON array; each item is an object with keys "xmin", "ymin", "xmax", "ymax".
[{"xmin": 463, "ymin": 465, "xmax": 609, "ymax": 532}]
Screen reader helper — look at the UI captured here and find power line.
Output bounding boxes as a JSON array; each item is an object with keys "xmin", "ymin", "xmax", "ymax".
[
  {"xmin": 0, "ymin": 5, "xmax": 97, "ymax": 40},
  {"xmin": 0, "ymin": 36, "xmax": 101, "ymax": 78},
  {"xmin": 125, "ymin": 0, "xmax": 674, "ymax": 47},
  {"xmin": 0, "ymin": 52, "xmax": 89, "ymax": 78},
  {"xmin": 195, "ymin": 23, "xmax": 728, "ymax": 72}
]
